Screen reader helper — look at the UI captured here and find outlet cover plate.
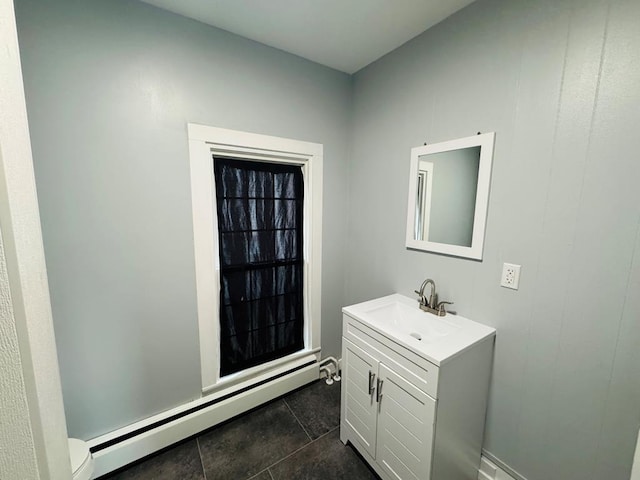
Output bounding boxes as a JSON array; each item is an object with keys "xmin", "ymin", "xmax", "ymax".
[{"xmin": 501, "ymin": 263, "xmax": 521, "ymax": 290}]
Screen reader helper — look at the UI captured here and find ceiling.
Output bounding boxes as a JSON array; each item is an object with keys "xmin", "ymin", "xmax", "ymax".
[{"xmin": 139, "ymin": 0, "xmax": 476, "ymax": 74}]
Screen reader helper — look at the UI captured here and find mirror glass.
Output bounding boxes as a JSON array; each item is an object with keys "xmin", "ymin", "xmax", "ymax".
[{"xmin": 406, "ymin": 132, "xmax": 495, "ymax": 260}]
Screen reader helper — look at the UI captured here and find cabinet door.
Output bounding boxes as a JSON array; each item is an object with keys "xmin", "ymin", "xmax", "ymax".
[
  {"xmin": 377, "ymin": 363, "xmax": 436, "ymax": 480},
  {"xmin": 343, "ymin": 340, "xmax": 379, "ymax": 458}
]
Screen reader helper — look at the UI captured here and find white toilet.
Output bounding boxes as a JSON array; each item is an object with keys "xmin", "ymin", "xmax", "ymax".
[{"xmin": 68, "ymin": 438, "xmax": 94, "ymax": 480}]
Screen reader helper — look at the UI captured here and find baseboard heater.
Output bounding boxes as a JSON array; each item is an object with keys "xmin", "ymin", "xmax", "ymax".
[{"xmin": 88, "ymin": 355, "xmax": 319, "ymax": 478}]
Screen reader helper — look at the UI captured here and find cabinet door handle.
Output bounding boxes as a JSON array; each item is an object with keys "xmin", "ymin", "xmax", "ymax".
[
  {"xmin": 368, "ymin": 371, "xmax": 376, "ymax": 395},
  {"xmin": 376, "ymin": 378, "xmax": 384, "ymax": 403}
]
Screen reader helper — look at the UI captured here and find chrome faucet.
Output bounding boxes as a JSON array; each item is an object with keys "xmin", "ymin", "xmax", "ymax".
[
  {"xmin": 415, "ymin": 278, "xmax": 437, "ymax": 309},
  {"xmin": 415, "ymin": 278, "xmax": 453, "ymax": 316}
]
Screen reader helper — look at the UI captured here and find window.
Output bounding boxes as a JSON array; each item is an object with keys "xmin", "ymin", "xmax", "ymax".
[
  {"xmin": 214, "ymin": 158, "xmax": 305, "ymax": 376},
  {"xmin": 188, "ymin": 124, "xmax": 322, "ymax": 393}
]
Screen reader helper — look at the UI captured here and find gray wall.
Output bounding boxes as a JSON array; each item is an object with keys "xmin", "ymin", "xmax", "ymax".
[
  {"xmin": 349, "ymin": 0, "xmax": 640, "ymax": 479},
  {"xmin": 15, "ymin": 0, "xmax": 351, "ymax": 440}
]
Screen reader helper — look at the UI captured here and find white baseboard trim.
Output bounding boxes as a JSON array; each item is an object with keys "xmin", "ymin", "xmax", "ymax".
[
  {"xmin": 90, "ymin": 362, "xmax": 319, "ymax": 478},
  {"xmin": 478, "ymin": 454, "xmax": 523, "ymax": 480}
]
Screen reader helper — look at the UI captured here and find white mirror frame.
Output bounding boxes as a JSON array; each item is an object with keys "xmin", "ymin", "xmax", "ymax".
[{"xmin": 405, "ymin": 132, "xmax": 495, "ymax": 260}]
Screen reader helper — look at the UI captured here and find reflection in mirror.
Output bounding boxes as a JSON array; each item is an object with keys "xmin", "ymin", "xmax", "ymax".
[
  {"xmin": 414, "ymin": 160, "xmax": 433, "ymax": 241},
  {"xmin": 416, "ymin": 147, "xmax": 480, "ymax": 246},
  {"xmin": 406, "ymin": 133, "xmax": 495, "ymax": 260}
]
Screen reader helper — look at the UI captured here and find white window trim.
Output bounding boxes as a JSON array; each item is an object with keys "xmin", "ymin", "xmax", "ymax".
[{"xmin": 188, "ymin": 124, "xmax": 323, "ymax": 393}]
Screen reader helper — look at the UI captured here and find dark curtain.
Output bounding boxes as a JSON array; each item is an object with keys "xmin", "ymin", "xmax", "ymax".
[{"xmin": 213, "ymin": 157, "xmax": 305, "ymax": 377}]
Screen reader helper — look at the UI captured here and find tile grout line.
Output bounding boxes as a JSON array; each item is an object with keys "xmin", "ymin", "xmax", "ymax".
[
  {"xmin": 246, "ymin": 467, "xmax": 272, "ymax": 480},
  {"xmin": 196, "ymin": 395, "xmax": 330, "ymax": 480},
  {"xmin": 196, "ymin": 437, "xmax": 208, "ymax": 480},
  {"xmin": 282, "ymin": 397, "xmax": 313, "ymax": 442},
  {"xmin": 247, "ymin": 397, "xmax": 332, "ymax": 480},
  {"xmin": 255, "ymin": 387, "xmax": 342, "ymax": 479},
  {"xmin": 318, "ymin": 425, "xmax": 340, "ymax": 439},
  {"xmin": 262, "ymin": 425, "xmax": 342, "ymax": 474}
]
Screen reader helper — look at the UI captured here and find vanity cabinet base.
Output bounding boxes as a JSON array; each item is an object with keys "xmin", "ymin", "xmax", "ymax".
[{"xmin": 340, "ymin": 313, "xmax": 494, "ymax": 480}]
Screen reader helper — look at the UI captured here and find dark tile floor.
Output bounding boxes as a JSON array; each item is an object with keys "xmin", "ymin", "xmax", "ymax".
[{"xmin": 100, "ymin": 380, "xmax": 379, "ymax": 480}]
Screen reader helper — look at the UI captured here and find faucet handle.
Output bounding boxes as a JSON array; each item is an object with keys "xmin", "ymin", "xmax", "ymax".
[{"xmin": 436, "ymin": 301, "xmax": 453, "ymax": 316}]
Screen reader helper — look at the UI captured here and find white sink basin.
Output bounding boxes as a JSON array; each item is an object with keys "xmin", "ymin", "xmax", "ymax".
[
  {"xmin": 362, "ymin": 300, "xmax": 460, "ymax": 343},
  {"xmin": 343, "ymin": 293, "xmax": 495, "ymax": 365}
]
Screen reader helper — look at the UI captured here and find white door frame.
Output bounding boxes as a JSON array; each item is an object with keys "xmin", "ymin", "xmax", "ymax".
[
  {"xmin": 631, "ymin": 429, "xmax": 640, "ymax": 480},
  {"xmin": 0, "ymin": 0, "xmax": 71, "ymax": 477}
]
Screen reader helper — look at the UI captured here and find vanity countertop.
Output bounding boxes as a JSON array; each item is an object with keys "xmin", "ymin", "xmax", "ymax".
[{"xmin": 342, "ymin": 293, "xmax": 495, "ymax": 366}]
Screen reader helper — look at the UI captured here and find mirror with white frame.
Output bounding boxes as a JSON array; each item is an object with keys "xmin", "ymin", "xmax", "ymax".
[{"xmin": 406, "ymin": 132, "xmax": 495, "ymax": 260}]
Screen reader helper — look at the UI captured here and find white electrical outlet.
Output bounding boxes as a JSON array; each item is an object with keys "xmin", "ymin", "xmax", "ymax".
[{"xmin": 500, "ymin": 263, "xmax": 521, "ymax": 290}]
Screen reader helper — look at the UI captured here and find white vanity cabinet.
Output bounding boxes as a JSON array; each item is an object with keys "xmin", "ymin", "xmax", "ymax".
[
  {"xmin": 342, "ymin": 339, "xmax": 436, "ymax": 479},
  {"xmin": 340, "ymin": 296, "xmax": 495, "ymax": 480}
]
